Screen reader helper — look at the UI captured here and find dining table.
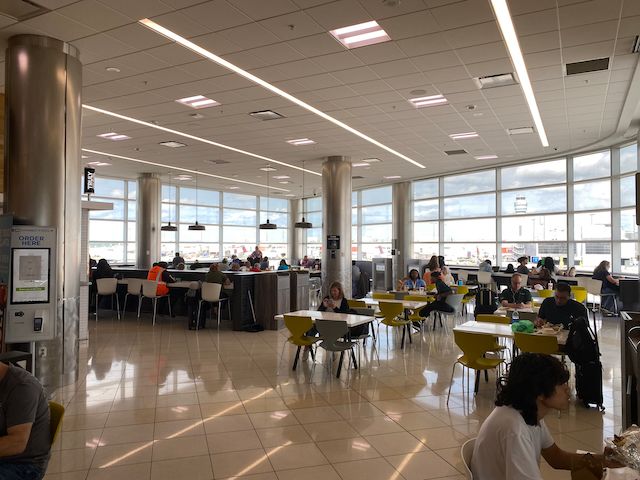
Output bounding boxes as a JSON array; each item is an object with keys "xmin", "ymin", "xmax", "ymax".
[{"xmin": 363, "ymin": 298, "xmax": 429, "ymax": 348}]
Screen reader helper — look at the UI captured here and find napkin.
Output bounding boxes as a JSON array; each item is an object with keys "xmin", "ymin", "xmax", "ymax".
[
  {"xmin": 511, "ymin": 320, "xmax": 534, "ymax": 333},
  {"xmin": 571, "ymin": 453, "xmax": 604, "ymax": 480}
]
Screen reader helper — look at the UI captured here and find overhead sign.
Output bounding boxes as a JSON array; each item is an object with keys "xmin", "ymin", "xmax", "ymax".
[{"xmin": 84, "ymin": 167, "xmax": 96, "ymax": 194}]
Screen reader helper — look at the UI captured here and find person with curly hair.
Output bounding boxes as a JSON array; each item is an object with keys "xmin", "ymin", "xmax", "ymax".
[{"xmin": 471, "ymin": 353, "xmax": 621, "ymax": 479}]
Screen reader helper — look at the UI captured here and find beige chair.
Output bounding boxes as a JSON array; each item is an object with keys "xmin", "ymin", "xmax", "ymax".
[
  {"xmin": 457, "ymin": 270, "xmax": 469, "ymax": 284},
  {"xmin": 587, "ymin": 278, "xmax": 618, "ymax": 314},
  {"xmin": 197, "ymin": 283, "xmax": 230, "ymax": 331},
  {"xmin": 461, "ymin": 438, "xmax": 476, "ymax": 480},
  {"xmin": 121, "ymin": 278, "xmax": 144, "ymax": 319},
  {"xmin": 141, "ymin": 280, "xmax": 171, "ymax": 325},
  {"xmin": 519, "ymin": 273, "xmax": 528, "ymax": 286},
  {"xmin": 95, "ymin": 278, "xmax": 120, "ymax": 321},
  {"xmin": 477, "ymin": 271, "xmax": 493, "ymax": 291}
]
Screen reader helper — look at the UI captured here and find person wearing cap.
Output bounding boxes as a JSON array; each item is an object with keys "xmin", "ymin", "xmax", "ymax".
[
  {"xmin": 231, "ymin": 255, "xmax": 241, "ymax": 265},
  {"xmin": 517, "ymin": 256, "xmax": 530, "ymax": 274},
  {"xmin": 415, "ymin": 271, "xmax": 453, "ymax": 328}
]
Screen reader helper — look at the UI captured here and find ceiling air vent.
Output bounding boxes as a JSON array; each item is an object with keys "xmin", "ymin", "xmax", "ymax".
[
  {"xmin": 507, "ymin": 127, "xmax": 535, "ymax": 135},
  {"xmin": 566, "ymin": 58, "xmax": 610, "ymax": 76},
  {"xmin": 204, "ymin": 159, "xmax": 230, "ymax": 165},
  {"xmin": 473, "ymin": 73, "xmax": 518, "ymax": 90},
  {"xmin": 352, "ymin": 175, "xmax": 364, "ymax": 179},
  {"xmin": 445, "ymin": 149, "xmax": 468, "ymax": 155},
  {"xmin": 249, "ymin": 110, "xmax": 285, "ymax": 121},
  {"xmin": 0, "ymin": 0, "xmax": 49, "ymax": 21}
]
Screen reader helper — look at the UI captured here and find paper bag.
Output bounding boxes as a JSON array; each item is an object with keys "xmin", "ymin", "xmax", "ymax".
[{"xmin": 571, "ymin": 453, "xmax": 603, "ymax": 480}]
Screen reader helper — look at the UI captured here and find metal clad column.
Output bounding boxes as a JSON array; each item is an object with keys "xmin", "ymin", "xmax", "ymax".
[
  {"xmin": 289, "ymin": 199, "xmax": 303, "ymax": 264},
  {"xmin": 321, "ymin": 156, "xmax": 351, "ymax": 297},
  {"xmin": 4, "ymin": 35, "xmax": 82, "ymax": 390},
  {"xmin": 392, "ymin": 182, "xmax": 411, "ymax": 287},
  {"xmin": 136, "ymin": 173, "xmax": 161, "ymax": 269}
]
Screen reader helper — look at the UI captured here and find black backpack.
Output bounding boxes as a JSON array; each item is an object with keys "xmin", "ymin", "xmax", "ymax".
[{"xmin": 564, "ymin": 316, "xmax": 600, "ymax": 365}]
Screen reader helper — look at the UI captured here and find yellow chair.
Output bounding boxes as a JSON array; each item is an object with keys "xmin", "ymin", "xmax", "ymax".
[
  {"xmin": 373, "ymin": 293, "xmax": 394, "ymax": 318},
  {"xmin": 456, "ymin": 285, "xmax": 472, "ymax": 314},
  {"xmin": 277, "ymin": 316, "xmax": 323, "ymax": 376},
  {"xmin": 347, "ymin": 299, "xmax": 366, "ymax": 308},
  {"xmin": 513, "ymin": 331, "xmax": 561, "ymax": 355},
  {"xmin": 49, "ymin": 401, "xmax": 65, "ymax": 445},
  {"xmin": 573, "ymin": 290, "xmax": 588, "ymax": 305},
  {"xmin": 447, "ymin": 331, "xmax": 504, "ymax": 404},
  {"xmin": 572, "ymin": 286, "xmax": 586, "ymax": 291},
  {"xmin": 378, "ymin": 302, "xmax": 410, "ymax": 349},
  {"xmin": 538, "ymin": 289, "xmax": 554, "ymax": 298},
  {"xmin": 476, "ymin": 314, "xmax": 510, "ymax": 324}
]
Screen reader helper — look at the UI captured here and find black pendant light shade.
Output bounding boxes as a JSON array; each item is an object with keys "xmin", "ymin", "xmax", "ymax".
[{"xmin": 188, "ymin": 221, "xmax": 205, "ymax": 231}]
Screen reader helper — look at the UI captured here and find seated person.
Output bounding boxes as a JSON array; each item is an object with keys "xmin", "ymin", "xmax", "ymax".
[
  {"xmin": 176, "ymin": 262, "xmax": 186, "ymax": 271},
  {"xmin": 404, "ymin": 269, "xmax": 426, "ymax": 291},
  {"xmin": 230, "ymin": 255, "xmax": 241, "ymax": 265},
  {"xmin": 534, "ymin": 283, "xmax": 588, "ymax": 328},
  {"xmin": 260, "ymin": 256, "xmax": 270, "ymax": 271},
  {"xmin": 563, "ymin": 266, "xmax": 576, "ymax": 277},
  {"xmin": 229, "ymin": 262, "xmax": 240, "ymax": 272},
  {"xmin": 422, "ymin": 255, "xmax": 440, "ymax": 283},
  {"xmin": 147, "ymin": 261, "xmax": 175, "ymax": 295},
  {"xmin": 219, "ymin": 259, "xmax": 230, "ymax": 271},
  {"xmin": 471, "ymin": 353, "xmax": 620, "ymax": 480},
  {"xmin": 313, "ymin": 258, "xmax": 321, "ymax": 270},
  {"xmin": 416, "ymin": 272, "xmax": 453, "ymax": 327},
  {"xmin": 593, "ymin": 260, "xmax": 621, "ymax": 314},
  {"xmin": 277, "ymin": 259, "xmax": 289, "ymax": 270},
  {"xmin": 504, "ymin": 264, "xmax": 515, "ymax": 274},
  {"xmin": 441, "ymin": 266, "xmax": 455, "ymax": 286},
  {"xmin": 516, "ymin": 256, "xmax": 529, "ymax": 274},
  {"xmin": 544, "ymin": 256, "xmax": 561, "ymax": 275},
  {"xmin": 0, "ymin": 361, "xmax": 52, "ymax": 480},
  {"xmin": 240, "ymin": 261, "xmax": 251, "ymax": 272},
  {"xmin": 172, "ymin": 251, "xmax": 185, "ymax": 268},
  {"xmin": 205, "ymin": 263, "xmax": 231, "ymax": 290},
  {"xmin": 499, "ymin": 274, "xmax": 532, "ymax": 308},
  {"xmin": 301, "ymin": 255, "xmax": 314, "ymax": 268},
  {"xmin": 529, "ymin": 267, "xmax": 553, "ymax": 289},
  {"xmin": 478, "ymin": 259, "xmax": 493, "ymax": 273},
  {"xmin": 250, "ymin": 263, "xmax": 262, "ymax": 272},
  {"xmin": 303, "ymin": 282, "xmax": 351, "ymax": 360}
]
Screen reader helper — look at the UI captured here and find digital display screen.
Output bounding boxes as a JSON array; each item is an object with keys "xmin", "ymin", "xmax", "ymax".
[{"xmin": 11, "ymin": 248, "xmax": 50, "ymax": 304}]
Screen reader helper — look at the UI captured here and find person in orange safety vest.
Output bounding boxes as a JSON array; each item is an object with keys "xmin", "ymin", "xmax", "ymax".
[{"xmin": 147, "ymin": 261, "xmax": 173, "ymax": 296}]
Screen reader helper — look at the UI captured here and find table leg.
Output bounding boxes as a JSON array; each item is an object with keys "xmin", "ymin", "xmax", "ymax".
[
  {"xmin": 337, "ymin": 351, "xmax": 344, "ymax": 378},
  {"xmin": 474, "ymin": 369, "xmax": 480, "ymax": 393}
]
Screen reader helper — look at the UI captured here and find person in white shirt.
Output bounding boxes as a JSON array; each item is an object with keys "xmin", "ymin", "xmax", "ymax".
[
  {"xmin": 471, "ymin": 353, "xmax": 621, "ymax": 480},
  {"xmin": 441, "ymin": 266, "xmax": 455, "ymax": 286}
]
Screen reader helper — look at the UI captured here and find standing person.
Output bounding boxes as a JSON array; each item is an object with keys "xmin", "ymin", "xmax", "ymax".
[
  {"xmin": 471, "ymin": 353, "xmax": 621, "ymax": 480},
  {"xmin": 417, "ymin": 271, "xmax": 453, "ymax": 328},
  {"xmin": 351, "ymin": 261, "xmax": 361, "ymax": 297},
  {"xmin": 404, "ymin": 269, "xmax": 426, "ymax": 291},
  {"xmin": 592, "ymin": 260, "xmax": 621, "ymax": 314},
  {"xmin": 0, "ymin": 361, "xmax": 52, "ymax": 480},
  {"xmin": 249, "ymin": 246, "xmax": 262, "ymax": 265},
  {"xmin": 172, "ymin": 252, "xmax": 185, "ymax": 268},
  {"xmin": 422, "ymin": 255, "xmax": 441, "ymax": 283},
  {"xmin": 516, "ymin": 256, "xmax": 530, "ymax": 274},
  {"xmin": 499, "ymin": 274, "xmax": 532, "ymax": 308},
  {"xmin": 534, "ymin": 283, "xmax": 588, "ymax": 328}
]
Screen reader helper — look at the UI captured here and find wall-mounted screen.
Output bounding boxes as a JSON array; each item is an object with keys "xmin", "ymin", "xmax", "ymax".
[{"xmin": 11, "ymin": 248, "xmax": 50, "ymax": 304}]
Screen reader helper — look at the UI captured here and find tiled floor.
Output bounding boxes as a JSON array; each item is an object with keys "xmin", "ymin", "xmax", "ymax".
[{"xmin": 45, "ymin": 307, "xmax": 623, "ymax": 480}]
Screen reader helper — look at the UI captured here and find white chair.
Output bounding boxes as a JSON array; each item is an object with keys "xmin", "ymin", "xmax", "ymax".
[
  {"xmin": 309, "ymin": 277, "xmax": 322, "ymax": 308},
  {"xmin": 141, "ymin": 280, "xmax": 171, "ymax": 325},
  {"xmin": 461, "ymin": 438, "xmax": 476, "ymax": 480},
  {"xmin": 587, "ymin": 278, "xmax": 618, "ymax": 314},
  {"xmin": 457, "ymin": 270, "xmax": 469, "ymax": 284},
  {"xmin": 121, "ymin": 278, "xmax": 144, "ymax": 319},
  {"xmin": 95, "ymin": 278, "xmax": 120, "ymax": 321},
  {"xmin": 431, "ymin": 294, "xmax": 464, "ymax": 333},
  {"xmin": 477, "ymin": 271, "xmax": 492, "ymax": 290},
  {"xmin": 519, "ymin": 273, "xmax": 528, "ymax": 286},
  {"xmin": 197, "ymin": 283, "xmax": 230, "ymax": 331}
]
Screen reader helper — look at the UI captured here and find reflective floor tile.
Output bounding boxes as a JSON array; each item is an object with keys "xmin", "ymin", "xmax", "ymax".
[
  {"xmin": 152, "ymin": 435, "xmax": 210, "ymax": 461},
  {"xmin": 265, "ymin": 443, "xmax": 329, "ymax": 470},
  {"xmin": 150, "ymin": 455, "xmax": 213, "ymax": 480}
]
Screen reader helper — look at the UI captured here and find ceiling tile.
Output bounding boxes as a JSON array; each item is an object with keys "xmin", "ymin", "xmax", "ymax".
[
  {"xmin": 369, "ymin": 59, "xmax": 419, "ymax": 79},
  {"xmin": 465, "ymin": 58, "xmax": 514, "ymax": 78},
  {"xmin": 287, "ymin": 33, "xmax": 344, "ymax": 57},
  {"xmin": 248, "ymin": 42, "xmax": 306, "ymax": 65},
  {"xmin": 24, "ymin": 11, "xmax": 97, "ymax": 41},
  {"xmin": 430, "ymin": 0, "xmax": 494, "ymax": 30},
  {"xmin": 148, "ymin": 11, "xmax": 211, "ymax": 39},
  {"xmin": 559, "ymin": 0, "xmax": 623, "ymax": 28},
  {"xmin": 512, "ymin": 9, "xmax": 558, "ymax": 36},
  {"xmin": 276, "ymin": 59, "xmax": 326, "ymax": 78},
  {"xmin": 562, "ymin": 41, "xmax": 615, "ymax": 64},
  {"xmin": 351, "ymin": 42, "xmax": 406, "ymax": 65},
  {"xmin": 218, "ymin": 22, "xmax": 283, "ymax": 50},
  {"xmin": 412, "ymin": 51, "xmax": 461, "ymax": 71},
  {"xmin": 105, "ymin": 23, "xmax": 171, "ymax": 51},
  {"xmin": 227, "ymin": 0, "xmax": 299, "ymax": 21},
  {"xmin": 378, "ymin": 10, "xmax": 440, "ymax": 40},
  {"xmin": 95, "ymin": 0, "xmax": 173, "ymax": 20},
  {"xmin": 305, "ymin": 1, "xmax": 371, "ymax": 30},
  {"xmin": 72, "ymin": 33, "xmax": 138, "ymax": 58},
  {"xmin": 59, "ymin": 0, "xmax": 132, "ymax": 31},
  {"xmin": 383, "ymin": 72, "xmax": 431, "ymax": 90},
  {"xmin": 145, "ymin": 43, "xmax": 204, "ymax": 66},
  {"xmin": 259, "ymin": 11, "xmax": 325, "ymax": 41},
  {"xmin": 181, "ymin": 1, "xmax": 253, "ymax": 32},
  {"xmin": 311, "ymin": 52, "xmax": 365, "ymax": 72},
  {"xmin": 114, "ymin": 51, "xmax": 173, "ymax": 72},
  {"xmin": 396, "ymin": 33, "xmax": 451, "ymax": 57}
]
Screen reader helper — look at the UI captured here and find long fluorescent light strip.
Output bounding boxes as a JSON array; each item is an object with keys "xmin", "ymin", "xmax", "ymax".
[
  {"xmin": 490, "ymin": 0, "xmax": 549, "ymax": 147},
  {"xmin": 139, "ymin": 18, "xmax": 425, "ymax": 170},
  {"xmin": 82, "ymin": 105, "xmax": 319, "ymax": 177},
  {"xmin": 81, "ymin": 148, "xmax": 290, "ymax": 192}
]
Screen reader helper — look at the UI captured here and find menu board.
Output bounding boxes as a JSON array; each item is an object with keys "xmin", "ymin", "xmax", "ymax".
[{"xmin": 11, "ymin": 248, "xmax": 50, "ymax": 304}]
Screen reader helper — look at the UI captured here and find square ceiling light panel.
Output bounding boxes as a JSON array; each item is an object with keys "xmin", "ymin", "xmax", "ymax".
[
  {"xmin": 409, "ymin": 94, "xmax": 448, "ymax": 108},
  {"xmin": 176, "ymin": 95, "xmax": 221, "ymax": 109},
  {"xmin": 286, "ymin": 138, "xmax": 316, "ymax": 146},
  {"xmin": 98, "ymin": 132, "xmax": 132, "ymax": 141},
  {"xmin": 449, "ymin": 132, "xmax": 479, "ymax": 140},
  {"xmin": 330, "ymin": 21, "xmax": 391, "ymax": 49}
]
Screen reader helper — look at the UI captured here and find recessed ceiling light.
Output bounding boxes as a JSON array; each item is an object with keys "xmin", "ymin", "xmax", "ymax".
[
  {"xmin": 384, "ymin": 175, "xmax": 402, "ymax": 179},
  {"xmin": 227, "ymin": 186, "xmax": 240, "ymax": 189},
  {"xmin": 410, "ymin": 89, "xmax": 427, "ymax": 96},
  {"xmin": 507, "ymin": 127, "xmax": 535, "ymax": 135},
  {"xmin": 473, "ymin": 73, "xmax": 518, "ymax": 89},
  {"xmin": 86, "ymin": 161, "xmax": 112, "ymax": 166},
  {"xmin": 249, "ymin": 110, "xmax": 285, "ymax": 121},
  {"xmin": 473, "ymin": 113, "xmax": 484, "ymax": 117},
  {"xmin": 176, "ymin": 95, "xmax": 221, "ymax": 109},
  {"xmin": 329, "ymin": 21, "xmax": 391, "ymax": 49},
  {"xmin": 352, "ymin": 162, "xmax": 370, "ymax": 167},
  {"xmin": 138, "ymin": 19, "xmax": 424, "ymax": 169},
  {"xmin": 285, "ymin": 194, "xmax": 295, "ymax": 197},
  {"xmin": 260, "ymin": 167, "xmax": 277, "ymax": 172},
  {"xmin": 83, "ymin": 105, "xmax": 319, "ymax": 176},
  {"xmin": 489, "ymin": 0, "xmax": 549, "ymax": 147},
  {"xmin": 279, "ymin": 181, "xmax": 291, "ymax": 184},
  {"xmin": 273, "ymin": 175, "xmax": 290, "ymax": 179},
  {"xmin": 105, "ymin": 67, "xmax": 120, "ymax": 73},
  {"xmin": 363, "ymin": 158, "xmax": 382, "ymax": 163},
  {"xmin": 98, "ymin": 132, "xmax": 131, "ymax": 141},
  {"xmin": 449, "ymin": 132, "xmax": 479, "ymax": 140},
  {"xmin": 159, "ymin": 141, "xmax": 187, "ymax": 148},
  {"xmin": 174, "ymin": 175, "xmax": 192, "ymax": 181},
  {"xmin": 409, "ymin": 94, "xmax": 448, "ymax": 108},
  {"xmin": 286, "ymin": 138, "xmax": 316, "ymax": 146},
  {"xmin": 82, "ymin": 155, "xmax": 90, "ymax": 159},
  {"xmin": 475, "ymin": 155, "xmax": 498, "ymax": 160}
]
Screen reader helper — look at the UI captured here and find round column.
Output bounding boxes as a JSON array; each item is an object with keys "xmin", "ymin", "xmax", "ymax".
[
  {"xmin": 136, "ymin": 173, "xmax": 161, "ymax": 269},
  {"xmin": 289, "ymin": 198, "xmax": 304, "ymax": 264},
  {"xmin": 321, "ymin": 156, "xmax": 352, "ymax": 297},
  {"xmin": 3, "ymin": 35, "xmax": 82, "ymax": 390},
  {"xmin": 392, "ymin": 182, "xmax": 411, "ymax": 286}
]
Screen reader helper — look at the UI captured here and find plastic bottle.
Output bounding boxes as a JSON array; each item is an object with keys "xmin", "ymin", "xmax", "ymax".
[
  {"xmin": 511, "ymin": 308, "xmax": 519, "ymax": 324},
  {"xmin": 458, "ymin": 279, "xmax": 463, "ymax": 286},
  {"xmin": 548, "ymin": 282, "xmax": 553, "ymax": 290}
]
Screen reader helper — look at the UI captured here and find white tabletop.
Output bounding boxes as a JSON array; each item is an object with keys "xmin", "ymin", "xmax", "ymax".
[
  {"xmin": 274, "ymin": 310, "xmax": 375, "ymax": 327},
  {"xmin": 363, "ymin": 298, "xmax": 428, "ymax": 310},
  {"xmin": 117, "ymin": 279, "xmax": 233, "ymax": 289},
  {"xmin": 454, "ymin": 321, "xmax": 568, "ymax": 345},
  {"xmin": 495, "ymin": 306, "xmax": 540, "ymax": 315}
]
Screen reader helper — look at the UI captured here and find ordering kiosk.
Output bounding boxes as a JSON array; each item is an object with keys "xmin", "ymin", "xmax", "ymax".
[{"xmin": 4, "ymin": 227, "xmax": 57, "ymax": 344}]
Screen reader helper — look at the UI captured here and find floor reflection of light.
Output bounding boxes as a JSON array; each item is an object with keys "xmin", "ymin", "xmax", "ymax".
[
  {"xmin": 99, "ymin": 389, "xmax": 270, "ymax": 468},
  {"xmin": 351, "ymin": 441, "xmax": 370, "ymax": 451},
  {"xmin": 226, "ymin": 441, "xmax": 292, "ymax": 480},
  {"xmin": 388, "ymin": 441, "xmax": 427, "ymax": 480}
]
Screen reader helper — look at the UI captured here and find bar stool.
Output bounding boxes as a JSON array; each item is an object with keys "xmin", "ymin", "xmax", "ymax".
[
  {"xmin": 141, "ymin": 280, "xmax": 171, "ymax": 325},
  {"xmin": 121, "ymin": 278, "xmax": 144, "ymax": 319},
  {"xmin": 96, "ymin": 278, "xmax": 120, "ymax": 321}
]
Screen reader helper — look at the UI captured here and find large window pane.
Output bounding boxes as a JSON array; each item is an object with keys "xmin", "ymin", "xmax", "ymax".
[
  {"xmin": 180, "ymin": 187, "xmax": 219, "ymax": 206},
  {"xmin": 362, "ymin": 186, "xmax": 392, "ymax": 205},
  {"xmin": 307, "ymin": 244, "xmax": 321, "ymax": 258},
  {"xmin": 413, "ymin": 243, "xmax": 439, "ymax": 260},
  {"xmin": 501, "ymin": 186, "xmax": 566, "ymax": 215},
  {"xmin": 89, "ymin": 242, "xmax": 124, "ymax": 263},
  {"xmin": 161, "ymin": 243, "xmax": 177, "ymax": 261},
  {"xmin": 621, "ymin": 243, "xmax": 638, "ymax": 275},
  {"xmin": 573, "ymin": 180, "xmax": 610, "ymax": 210},
  {"xmin": 621, "ymin": 209, "xmax": 638, "ymax": 240},
  {"xmin": 260, "ymin": 197, "xmax": 287, "ymax": 212},
  {"xmin": 223, "ymin": 192, "xmax": 255, "ymax": 209},
  {"xmin": 362, "ymin": 205, "xmax": 392, "ymax": 224},
  {"xmin": 180, "ymin": 244, "xmax": 219, "ymax": 262},
  {"xmin": 361, "ymin": 244, "xmax": 391, "ymax": 259},
  {"xmin": 306, "ymin": 197, "xmax": 322, "ymax": 211},
  {"xmin": 620, "ymin": 144, "xmax": 637, "ymax": 174},
  {"xmin": 352, "ymin": 191, "xmax": 358, "ymax": 206},
  {"xmin": 574, "ymin": 151, "xmax": 610, "ymax": 181},
  {"xmin": 574, "ymin": 243, "xmax": 610, "ymax": 272},
  {"xmin": 162, "ymin": 204, "xmax": 176, "ymax": 223},
  {"xmin": 502, "ymin": 214, "xmax": 567, "ymax": 242},
  {"xmin": 127, "ymin": 243, "xmax": 135, "ymax": 263},
  {"xmin": 127, "ymin": 222, "xmax": 136, "ymax": 242},
  {"xmin": 260, "ymin": 229, "xmax": 287, "ymax": 243},
  {"xmin": 128, "ymin": 181, "xmax": 137, "ymax": 200},
  {"xmin": 414, "ymin": 199, "xmax": 438, "ymax": 221},
  {"xmin": 500, "ymin": 243, "xmax": 567, "ymax": 268},
  {"xmin": 501, "ymin": 159, "xmax": 566, "ymax": 189},
  {"xmin": 161, "ymin": 230, "xmax": 176, "ymax": 242},
  {"xmin": 90, "ymin": 200, "xmax": 124, "ymax": 220},
  {"xmin": 414, "ymin": 179, "xmax": 438, "ymax": 199},
  {"xmin": 361, "ymin": 224, "xmax": 391, "ymax": 242},
  {"xmin": 306, "ymin": 228, "xmax": 322, "ymax": 244},
  {"xmin": 260, "ymin": 212, "xmax": 288, "ymax": 228},
  {"xmin": 222, "ymin": 244, "xmax": 251, "ymax": 260},
  {"xmin": 180, "ymin": 205, "xmax": 219, "ymax": 224},
  {"xmin": 94, "ymin": 178, "xmax": 125, "ymax": 198},
  {"xmin": 444, "ymin": 193, "xmax": 495, "ymax": 219},
  {"xmin": 261, "ymin": 245, "xmax": 288, "ymax": 265},
  {"xmin": 444, "ymin": 243, "xmax": 497, "ymax": 266},
  {"xmin": 413, "ymin": 222, "xmax": 438, "ymax": 242},
  {"xmin": 444, "ymin": 170, "xmax": 495, "ymax": 196},
  {"xmin": 352, "ymin": 207, "xmax": 357, "ymax": 225},
  {"xmin": 223, "ymin": 209, "xmax": 256, "ymax": 226},
  {"xmin": 90, "ymin": 220, "xmax": 123, "ymax": 241},
  {"xmin": 306, "ymin": 212, "xmax": 321, "ymax": 227},
  {"xmin": 128, "ymin": 201, "xmax": 136, "ymax": 221},
  {"xmin": 179, "ymin": 224, "xmax": 219, "ymax": 243},
  {"xmin": 223, "ymin": 226, "xmax": 256, "ymax": 243},
  {"xmin": 574, "ymin": 211, "xmax": 611, "ymax": 240},
  {"xmin": 162, "ymin": 185, "xmax": 176, "ymax": 203},
  {"xmin": 621, "ymin": 175, "xmax": 635, "ymax": 207},
  {"xmin": 444, "ymin": 218, "xmax": 496, "ymax": 242}
]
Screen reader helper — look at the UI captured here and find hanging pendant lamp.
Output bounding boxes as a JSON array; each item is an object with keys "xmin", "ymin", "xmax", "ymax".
[
  {"xmin": 161, "ymin": 171, "xmax": 178, "ymax": 232},
  {"xmin": 259, "ymin": 165, "xmax": 277, "ymax": 230},
  {"xmin": 188, "ymin": 170, "xmax": 206, "ymax": 231},
  {"xmin": 295, "ymin": 160, "xmax": 313, "ymax": 229}
]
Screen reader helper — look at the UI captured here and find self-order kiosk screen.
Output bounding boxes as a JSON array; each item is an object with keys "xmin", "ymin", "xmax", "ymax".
[{"xmin": 11, "ymin": 248, "xmax": 50, "ymax": 304}]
